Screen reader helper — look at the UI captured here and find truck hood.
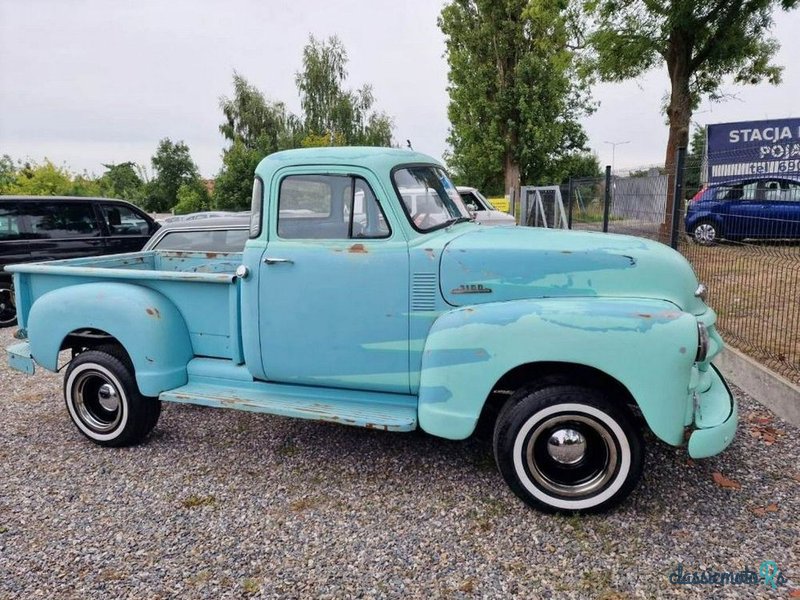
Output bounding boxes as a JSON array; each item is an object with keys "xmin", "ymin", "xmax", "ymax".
[{"xmin": 440, "ymin": 227, "xmax": 705, "ymax": 314}]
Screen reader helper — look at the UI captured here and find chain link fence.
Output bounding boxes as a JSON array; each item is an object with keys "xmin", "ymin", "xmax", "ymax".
[{"xmin": 561, "ymin": 150, "xmax": 800, "ymax": 384}]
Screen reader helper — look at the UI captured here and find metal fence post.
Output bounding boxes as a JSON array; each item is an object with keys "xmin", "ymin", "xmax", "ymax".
[
  {"xmin": 567, "ymin": 178, "xmax": 574, "ymax": 230},
  {"xmin": 670, "ymin": 147, "xmax": 687, "ymax": 249},
  {"xmin": 602, "ymin": 166, "xmax": 611, "ymax": 233}
]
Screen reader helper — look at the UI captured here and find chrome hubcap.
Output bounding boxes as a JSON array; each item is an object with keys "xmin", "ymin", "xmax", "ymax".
[
  {"xmin": 97, "ymin": 383, "xmax": 120, "ymax": 412},
  {"xmin": 547, "ymin": 428, "xmax": 586, "ymax": 464},
  {"xmin": 525, "ymin": 414, "xmax": 618, "ymax": 498},
  {"xmin": 73, "ymin": 371, "xmax": 123, "ymax": 433},
  {"xmin": 695, "ymin": 223, "xmax": 716, "ymax": 243}
]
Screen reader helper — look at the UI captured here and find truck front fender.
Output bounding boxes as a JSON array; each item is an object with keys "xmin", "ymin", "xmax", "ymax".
[
  {"xmin": 418, "ymin": 297, "xmax": 698, "ymax": 445},
  {"xmin": 27, "ymin": 282, "xmax": 193, "ymax": 396}
]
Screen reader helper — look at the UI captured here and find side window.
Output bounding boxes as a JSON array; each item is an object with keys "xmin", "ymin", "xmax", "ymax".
[
  {"xmin": 717, "ymin": 184, "xmax": 741, "ymax": 200},
  {"xmin": 350, "ymin": 178, "xmax": 390, "ymax": 238},
  {"xmin": 460, "ymin": 192, "xmax": 481, "ymax": 212},
  {"xmin": 25, "ymin": 202, "xmax": 100, "ymax": 239},
  {"xmin": 0, "ymin": 203, "xmax": 24, "ymax": 240},
  {"xmin": 102, "ymin": 204, "xmax": 150, "ymax": 236},
  {"xmin": 741, "ymin": 181, "xmax": 758, "ymax": 200},
  {"xmin": 783, "ymin": 181, "xmax": 800, "ymax": 202},
  {"xmin": 720, "ymin": 182, "xmax": 758, "ymax": 201},
  {"xmin": 278, "ymin": 174, "xmax": 390, "ymax": 240}
]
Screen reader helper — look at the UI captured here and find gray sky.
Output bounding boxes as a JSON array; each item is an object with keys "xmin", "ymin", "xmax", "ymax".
[{"xmin": 1, "ymin": 0, "xmax": 799, "ymax": 179}]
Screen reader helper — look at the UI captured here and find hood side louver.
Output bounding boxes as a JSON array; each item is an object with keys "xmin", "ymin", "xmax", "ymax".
[{"xmin": 411, "ymin": 273, "xmax": 437, "ymax": 311}]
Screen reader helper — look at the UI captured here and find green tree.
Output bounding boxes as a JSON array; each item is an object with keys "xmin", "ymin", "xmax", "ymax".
[
  {"xmin": 553, "ymin": 151, "xmax": 602, "ymax": 183},
  {"xmin": 0, "ymin": 155, "xmax": 16, "ymax": 193},
  {"xmin": 173, "ymin": 180, "xmax": 212, "ymax": 215},
  {"xmin": 215, "ymin": 74, "xmax": 302, "ymax": 211},
  {"xmin": 98, "ymin": 162, "xmax": 145, "ymax": 203},
  {"xmin": 439, "ymin": 0, "xmax": 593, "ymax": 199},
  {"xmin": 296, "ymin": 35, "xmax": 393, "ymax": 146},
  {"xmin": 215, "ymin": 39, "xmax": 394, "ymax": 210},
  {"xmin": 684, "ymin": 125, "xmax": 707, "ymax": 198},
  {"xmin": 586, "ymin": 0, "xmax": 799, "ymax": 234},
  {"xmin": 6, "ymin": 160, "xmax": 75, "ymax": 195},
  {"xmin": 69, "ymin": 172, "xmax": 102, "ymax": 197},
  {"xmin": 145, "ymin": 139, "xmax": 202, "ymax": 213}
]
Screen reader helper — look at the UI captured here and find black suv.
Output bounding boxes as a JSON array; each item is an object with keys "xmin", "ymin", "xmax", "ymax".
[{"xmin": 0, "ymin": 196, "xmax": 159, "ymax": 327}]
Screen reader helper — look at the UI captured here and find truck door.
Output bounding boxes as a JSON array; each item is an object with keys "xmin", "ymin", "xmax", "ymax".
[{"xmin": 258, "ymin": 170, "xmax": 410, "ymax": 394}]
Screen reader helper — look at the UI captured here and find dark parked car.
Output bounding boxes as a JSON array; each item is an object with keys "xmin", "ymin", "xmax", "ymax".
[
  {"xmin": 143, "ymin": 216, "xmax": 250, "ymax": 252},
  {"xmin": 685, "ymin": 177, "xmax": 800, "ymax": 244},
  {"xmin": 0, "ymin": 196, "xmax": 159, "ymax": 326}
]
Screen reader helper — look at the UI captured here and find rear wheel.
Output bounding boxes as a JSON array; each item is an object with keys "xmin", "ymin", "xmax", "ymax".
[
  {"xmin": 64, "ymin": 349, "xmax": 160, "ymax": 447},
  {"xmin": 493, "ymin": 385, "xmax": 644, "ymax": 514},
  {"xmin": 0, "ymin": 286, "xmax": 16, "ymax": 328}
]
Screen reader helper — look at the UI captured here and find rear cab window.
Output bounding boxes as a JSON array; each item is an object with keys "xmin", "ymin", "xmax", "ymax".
[{"xmin": 153, "ymin": 229, "xmax": 249, "ymax": 252}]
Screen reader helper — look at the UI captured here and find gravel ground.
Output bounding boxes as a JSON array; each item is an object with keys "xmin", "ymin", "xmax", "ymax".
[{"xmin": 0, "ymin": 326, "xmax": 798, "ymax": 599}]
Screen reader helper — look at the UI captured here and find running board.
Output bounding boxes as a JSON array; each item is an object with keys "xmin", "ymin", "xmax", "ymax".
[{"xmin": 160, "ymin": 381, "xmax": 418, "ymax": 432}]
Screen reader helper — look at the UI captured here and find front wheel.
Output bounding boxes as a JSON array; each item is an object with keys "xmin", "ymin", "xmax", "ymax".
[
  {"xmin": 64, "ymin": 349, "xmax": 161, "ymax": 447},
  {"xmin": 0, "ymin": 286, "xmax": 16, "ymax": 328},
  {"xmin": 692, "ymin": 220, "xmax": 720, "ymax": 245},
  {"xmin": 493, "ymin": 385, "xmax": 644, "ymax": 514}
]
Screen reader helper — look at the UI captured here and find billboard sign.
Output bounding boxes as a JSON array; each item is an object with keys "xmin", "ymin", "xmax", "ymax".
[{"xmin": 706, "ymin": 118, "xmax": 800, "ymax": 183}]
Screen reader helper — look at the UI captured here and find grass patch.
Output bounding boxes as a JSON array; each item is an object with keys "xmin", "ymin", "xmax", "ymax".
[
  {"xmin": 181, "ymin": 494, "xmax": 216, "ymax": 509},
  {"xmin": 242, "ymin": 578, "xmax": 260, "ymax": 596},
  {"xmin": 289, "ymin": 497, "xmax": 316, "ymax": 512}
]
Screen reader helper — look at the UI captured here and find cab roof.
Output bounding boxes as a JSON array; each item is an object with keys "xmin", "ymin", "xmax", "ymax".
[{"xmin": 254, "ymin": 146, "xmax": 442, "ymax": 181}]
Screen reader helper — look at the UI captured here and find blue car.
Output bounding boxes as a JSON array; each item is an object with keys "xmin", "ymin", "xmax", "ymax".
[{"xmin": 685, "ymin": 177, "xmax": 800, "ymax": 244}]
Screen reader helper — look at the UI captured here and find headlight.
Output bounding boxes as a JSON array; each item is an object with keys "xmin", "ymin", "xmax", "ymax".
[{"xmin": 696, "ymin": 321, "xmax": 709, "ymax": 362}]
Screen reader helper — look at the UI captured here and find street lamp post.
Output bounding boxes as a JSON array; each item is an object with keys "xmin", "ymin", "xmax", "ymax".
[{"xmin": 604, "ymin": 140, "xmax": 630, "ymax": 173}]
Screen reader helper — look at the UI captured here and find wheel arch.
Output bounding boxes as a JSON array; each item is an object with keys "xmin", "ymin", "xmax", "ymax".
[
  {"xmin": 474, "ymin": 361, "xmax": 639, "ymax": 437},
  {"xmin": 27, "ymin": 282, "xmax": 193, "ymax": 396}
]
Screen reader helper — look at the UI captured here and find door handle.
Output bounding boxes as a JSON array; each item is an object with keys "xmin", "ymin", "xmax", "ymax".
[{"xmin": 263, "ymin": 257, "xmax": 294, "ymax": 265}]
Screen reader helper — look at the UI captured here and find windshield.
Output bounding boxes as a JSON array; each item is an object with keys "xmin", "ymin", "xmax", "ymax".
[{"xmin": 393, "ymin": 166, "xmax": 465, "ymax": 231}]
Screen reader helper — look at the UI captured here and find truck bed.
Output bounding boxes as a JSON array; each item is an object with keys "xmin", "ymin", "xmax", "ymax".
[{"xmin": 8, "ymin": 250, "xmax": 244, "ymax": 362}]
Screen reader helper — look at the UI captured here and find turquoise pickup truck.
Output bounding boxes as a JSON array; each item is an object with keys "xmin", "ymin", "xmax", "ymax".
[{"xmin": 5, "ymin": 147, "xmax": 737, "ymax": 514}]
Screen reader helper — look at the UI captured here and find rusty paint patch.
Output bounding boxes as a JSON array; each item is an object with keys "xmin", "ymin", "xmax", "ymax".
[
  {"xmin": 636, "ymin": 313, "xmax": 653, "ymax": 319},
  {"xmin": 424, "ymin": 248, "xmax": 436, "ymax": 260},
  {"xmin": 145, "ymin": 307, "xmax": 161, "ymax": 319},
  {"xmin": 365, "ymin": 423, "xmax": 389, "ymax": 431},
  {"xmin": 205, "ymin": 252, "xmax": 219, "ymax": 259},
  {"xmin": 348, "ymin": 243, "xmax": 368, "ymax": 254},
  {"xmin": 679, "ymin": 347, "xmax": 687, "ymax": 354}
]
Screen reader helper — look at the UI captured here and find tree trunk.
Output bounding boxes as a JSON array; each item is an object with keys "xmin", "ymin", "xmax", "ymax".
[
  {"xmin": 504, "ymin": 152, "xmax": 521, "ymax": 222},
  {"xmin": 661, "ymin": 31, "xmax": 693, "ymax": 243}
]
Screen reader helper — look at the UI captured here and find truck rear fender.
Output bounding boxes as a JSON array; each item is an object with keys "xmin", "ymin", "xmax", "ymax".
[
  {"xmin": 27, "ymin": 282, "xmax": 193, "ymax": 396},
  {"xmin": 417, "ymin": 297, "xmax": 698, "ymax": 445}
]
